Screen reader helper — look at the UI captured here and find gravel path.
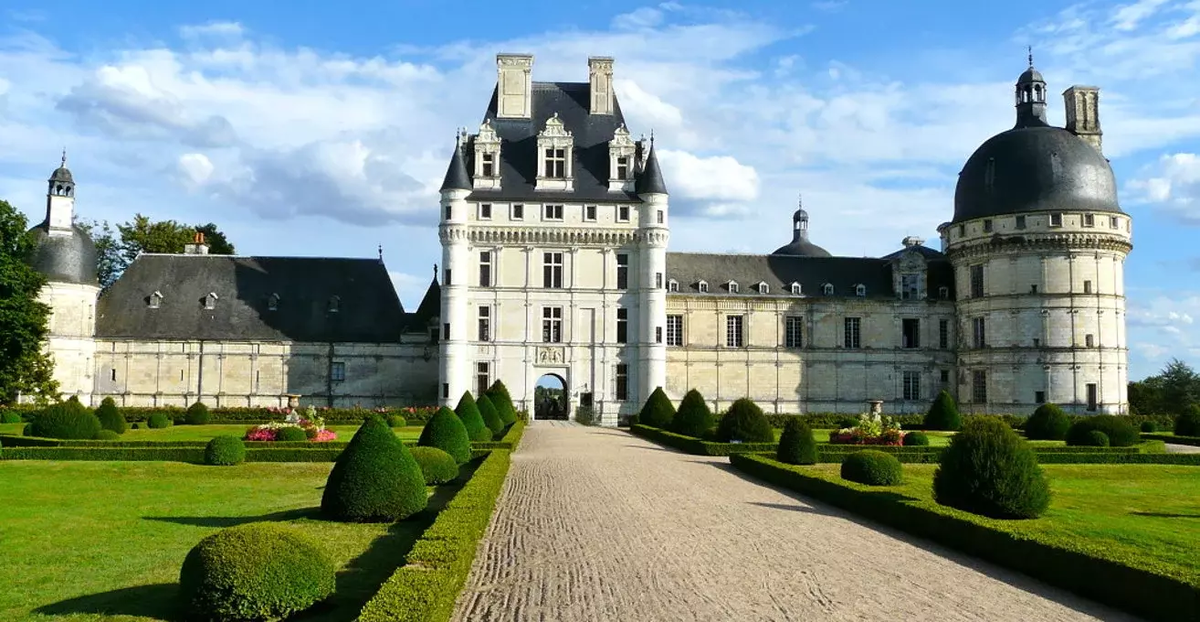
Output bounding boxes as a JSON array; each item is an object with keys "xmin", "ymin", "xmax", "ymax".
[
  {"xmin": 452, "ymin": 423, "xmax": 1137, "ymax": 622},
  {"xmin": 1165, "ymin": 443, "xmax": 1200, "ymax": 454}
]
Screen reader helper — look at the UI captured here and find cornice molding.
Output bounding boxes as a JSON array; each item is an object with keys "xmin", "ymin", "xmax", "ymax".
[{"xmin": 946, "ymin": 233, "xmax": 1132, "ymax": 260}]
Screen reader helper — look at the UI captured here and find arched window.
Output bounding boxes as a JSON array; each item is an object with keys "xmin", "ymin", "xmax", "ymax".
[
  {"xmin": 855, "ymin": 284, "xmax": 866, "ymax": 297},
  {"xmin": 328, "ymin": 296, "xmax": 341, "ymax": 313},
  {"xmin": 667, "ymin": 279, "xmax": 679, "ymax": 293},
  {"xmin": 822, "ymin": 283, "xmax": 834, "ymax": 295},
  {"xmin": 938, "ymin": 286, "xmax": 949, "ymax": 300},
  {"xmin": 148, "ymin": 291, "xmax": 163, "ymax": 309},
  {"xmin": 727, "ymin": 281, "xmax": 739, "ymax": 294},
  {"xmin": 267, "ymin": 293, "xmax": 280, "ymax": 311},
  {"xmin": 790, "ymin": 282, "xmax": 802, "ymax": 295},
  {"xmin": 204, "ymin": 292, "xmax": 219, "ymax": 310},
  {"xmin": 697, "ymin": 280, "xmax": 709, "ymax": 294},
  {"xmin": 756, "ymin": 282, "xmax": 769, "ymax": 294}
]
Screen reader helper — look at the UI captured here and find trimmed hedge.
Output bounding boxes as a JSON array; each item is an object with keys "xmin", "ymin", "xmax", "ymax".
[
  {"xmin": 387, "ymin": 414, "xmax": 408, "ymax": 428},
  {"xmin": 477, "ymin": 395, "xmax": 505, "ymax": 436},
  {"xmin": 275, "ymin": 426, "xmax": 308, "ymax": 442},
  {"xmin": 924, "ymin": 390, "xmax": 962, "ymax": 431},
  {"xmin": 0, "ymin": 411, "xmax": 22, "ymax": 424},
  {"xmin": 933, "ymin": 417, "xmax": 1051, "ymax": 519},
  {"xmin": 671, "ymin": 389, "xmax": 715, "ymax": 438},
  {"xmin": 1175, "ymin": 406, "xmax": 1200, "ymax": 437},
  {"xmin": 95, "ymin": 430, "xmax": 121, "ymax": 440},
  {"xmin": 639, "ymin": 387, "xmax": 676, "ymax": 429},
  {"xmin": 410, "ymin": 446, "xmax": 460, "ymax": 485},
  {"xmin": 902, "ymin": 431, "xmax": 930, "ymax": 446},
  {"xmin": 322, "ymin": 416, "xmax": 428, "ymax": 522},
  {"xmin": 841, "ymin": 450, "xmax": 903, "ymax": 485},
  {"xmin": 630, "ymin": 425, "xmax": 776, "ymax": 456},
  {"xmin": 728, "ymin": 454, "xmax": 1199, "ymax": 622},
  {"xmin": 419, "ymin": 407, "xmax": 473, "ymax": 464},
  {"xmin": 455, "ymin": 393, "xmax": 493, "ymax": 443},
  {"xmin": 1025, "ymin": 404, "xmax": 1070, "ymax": 440},
  {"xmin": 147, "ymin": 413, "xmax": 171, "ymax": 429},
  {"xmin": 358, "ymin": 449, "xmax": 513, "ymax": 622},
  {"xmin": 1144, "ymin": 433, "xmax": 1200, "ymax": 447},
  {"xmin": 185, "ymin": 401, "xmax": 211, "ymax": 425},
  {"xmin": 715, "ymin": 398, "xmax": 774, "ymax": 443},
  {"xmin": 1067, "ymin": 416, "xmax": 1140, "ymax": 447},
  {"xmin": 205, "ymin": 436, "xmax": 246, "ymax": 466},
  {"xmin": 95, "ymin": 398, "xmax": 127, "ymax": 435},
  {"xmin": 485, "ymin": 380, "xmax": 519, "ymax": 426},
  {"xmin": 776, "ymin": 418, "xmax": 817, "ymax": 465},
  {"xmin": 30, "ymin": 402, "xmax": 102, "ymax": 440}
]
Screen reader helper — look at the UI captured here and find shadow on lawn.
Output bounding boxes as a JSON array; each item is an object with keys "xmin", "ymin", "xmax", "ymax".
[
  {"xmin": 1131, "ymin": 511, "xmax": 1200, "ymax": 518},
  {"xmin": 36, "ymin": 583, "xmax": 181, "ymax": 620},
  {"xmin": 143, "ymin": 506, "xmax": 321, "ymax": 528}
]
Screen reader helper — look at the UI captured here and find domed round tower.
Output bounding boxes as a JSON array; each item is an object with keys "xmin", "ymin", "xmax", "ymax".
[{"xmin": 939, "ymin": 56, "xmax": 1131, "ymax": 415}]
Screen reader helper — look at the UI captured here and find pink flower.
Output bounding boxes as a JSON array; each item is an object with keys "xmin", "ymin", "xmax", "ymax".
[{"xmin": 314, "ymin": 429, "xmax": 338, "ymax": 442}]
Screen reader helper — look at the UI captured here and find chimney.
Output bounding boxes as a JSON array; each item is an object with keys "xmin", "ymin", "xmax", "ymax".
[
  {"xmin": 588, "ymin": 56, "xmax": 614, "ymax": 115},
  {"xmin": 184, "ymin": 231, "xmax": 210, "ymax": 255},
  {"xmin": 1063, "ymin": 86, "xmax": 1102, "ymax": 154},
  {"xmin": 496, "ymin": 53, "xmax": 533, "ymax": 119}
]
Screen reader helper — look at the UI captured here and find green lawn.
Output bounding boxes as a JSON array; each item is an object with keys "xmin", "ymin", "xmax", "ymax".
[
  {"xmin": 805, "ymin": 463, "xmax": 1200, "ymax": 585},
  {"xmin": 0, "ymin": 461, "xmax": 461, "ymax": 621},
  {"xmin": 0, "ymin": 423, "xmax": 425, "ymax": 443}
]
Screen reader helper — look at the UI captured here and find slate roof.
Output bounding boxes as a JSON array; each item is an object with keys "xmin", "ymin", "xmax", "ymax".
[
  {"xmin": 440, "ymin": 143, "xmax": 471, "ymax": 192},
  {"xmin": 465, "ymin": 81, "xmax": 643, "ymax": 203},
  {"xmin": 96, "ymin": 255, "xmax": 409, "ymax": 342},
  {"xmin": 26, "ymin": 221, "xmax": 99, "ymax": 286},
  {"xmin": 635, "ymin": 145, "xmax": 667, "ymax": 195},
  {"xmin": 408, "ymin": 276, "xmax": 441, "ymax": 331}
]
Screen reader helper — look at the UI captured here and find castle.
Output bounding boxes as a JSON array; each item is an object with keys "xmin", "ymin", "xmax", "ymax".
[{"xmin": 24, "ymin": 54, "xmax": 1132, "ymax": 424}]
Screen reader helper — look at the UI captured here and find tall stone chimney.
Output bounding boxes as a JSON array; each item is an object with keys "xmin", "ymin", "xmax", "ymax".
[
  {"xmin": 1063, "ymin": 86, "xmax": 1102, "ymax": 154},
  {"xmin": 588, "ymin": 56, "xmax": 614, "ymax": 115},
  {"xmin": 184, "ymin": 231, "xmax": 210, "ymax": 255},
  {"xmin": 496, "ymin": 53, "xmax": 533, "ymax": 119}
]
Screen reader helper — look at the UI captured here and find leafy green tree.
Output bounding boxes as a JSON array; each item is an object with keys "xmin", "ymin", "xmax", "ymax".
[
  {"xmin": 0, "ymin": 199, "xmax": 58, "ymax": 405},
  {"xmin": 78, "ymin": 214, "xmax": 236, "ymax": 289},
  {"xmin": 1128, "ymin": 359, "xmax": 1200, "ymax": 415}
]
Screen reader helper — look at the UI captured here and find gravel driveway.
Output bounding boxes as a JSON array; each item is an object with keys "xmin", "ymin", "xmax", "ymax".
[{"xmin": 452, "ymin": 422, "xmax": 1137, "ymax": 622}]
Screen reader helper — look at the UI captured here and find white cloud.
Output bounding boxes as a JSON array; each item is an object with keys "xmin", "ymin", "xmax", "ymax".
[
  {"xmin": 658, "ymin": 150, "xmax": 759, "ymax": 216},
  {"xmin": 1127, "ymin": 292, "xmax": 1200, "ymax": 377},
  {"xmin": 1127, "ymin": 153, "xmax": 1200, "ymax": 224},
  {"xmin": 1110, "ymin": 0, "xmax": 1171, "ymax": 31},
  {"xmin": 177, "ymin": 153, "xmax": 214, "ymax": 187},
  {"xmin": 180, "ymin": 21, "xmax": 246, "ymax": 40}
]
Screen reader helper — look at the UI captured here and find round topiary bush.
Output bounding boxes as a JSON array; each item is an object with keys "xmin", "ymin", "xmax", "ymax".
[
  {"xmin": 1175, "ymin": 405, "xmax": 1200, "ymax": 437},
  {"xmin": 131, "ymin": 422, "xmax": 140, "ymax": 430},
  {"xmin": 840, "ymin": 450, "xmax": 903, "ymax": 486},
  {"xmin": 933, "ymin": 417, "xmax": 1051, "ymax": 519},
  {"xmin": 30, "ymin": 401, "xmax": 102, "ymax": 440},
  {"xmin": 179, "ymin": 523, "xmax": 335, "ymax": 621},
  {"xmin": 95, "ymin": 429, "xmax": 121, "ymax": 440},
  {"xmin": 777, "ymin": 417, "xmax": 818, "ymax": 465},
  {"xmin": 1066, "ymin": 415, "xmax": 1139, "ymax": 447},
  {"xmin": 185, "ymin": 402, "xmax": 211, "ymax": 425},
  {"xmin": 638, "ymin": 387, "xmax": 676, "ymax": 429},
  {"xmin": 454, "ymin": 392, "xmax": 493, "ymax": 442},
  {"xmin": 275, "ymin": 426, "xmax": 308, "ymax": 442},
  {"xmin": 321, "ymin": 415, "xmax": 428, "ymax": 522},
  {"xmin": 902, "ymin": 431, "xmax": 930, "ymax": 446},
  {"xmin": 147, "ymin": 413, "xmax": 171, "ymax": 429},
  {"xmin": 670, "ymin": 389, "xmax": 715, "ymax": 438},
  {"xmin": 486, "ymin": 380, "xmax": 518, "ymax": 426},
  {"xmin": 1084, "ymin": 430, "xmax": 1110, "ymax": 447},
  {"xmin": 387, "ymin": 414, "xmax": 407, "ymax": 428},
  {"xmin": 418, "ymin": 406, "xmax": 472, "ymax": 465},
  {"xmin": 205, "ymin": 436, "xmax": 246, "ymax": 466},
  {"xmin": 95, "ymin": 398, "xmax": 127, "ymax": 435},
  {"xmin": 409, "ymin": 446, "xmax": 459, "ymax": 485},
  {"xmin": 1024, "ymin": 403, "xmax": 1070, "ymax": 440},
  {"xmin": 477, "ymin": 394, "xmax": 505, "ymax": 436},
  {"xmin": 924, "ymin": 390, "xmax": 962, "ymax": 431},
  {"xmin": 1, "ymin": 411, "xmax": 23, "ymax": 424},
  {"xmin": 1140, "ymin": 420, "xmax": 1157, "ymax": 433},
  {"xmin": 715, "ymin": 399, "xmax": 774, "ymax": 443}
]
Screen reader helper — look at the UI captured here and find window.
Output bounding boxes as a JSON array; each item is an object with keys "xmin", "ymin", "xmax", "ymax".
[
  {"xmin": 1083, "ymin": 280, "xmax": 1093, "ymax": 294},
  {"xmin": 110, "ymin": 368, "xmax": 117, "ymax": 382},
  {"xmin": 1015, "ymin": 215, "xmax": 1026, "ymax": 230},
  {"xmin": 443, "ymin": 322, "xmax": 451, "ymax": 340},
  {"xmin": 616, "ymin": 308, "xmax": 628, "ymax": 343},
  {"xmin": 1050, "ymin": 213, "xmax": 1063, "ymax": 227},
  {"xmin": 666, "ymin": 315, "xmax": 684, "ymax": 346},
  {"xmin": 542, "ymin": 307, "xmax": 563, "ymax": 343},
  {"xmin": 478, "ymin": 307, "xmax": 491, "ymax": 342},
  {"xmin": 823, "ymin": 283, "xmax": 834, "ymax": 295},
  {"xmin": 545, "ymin": 147, "xmax": 567, "ymax": 178},
  {"xmin": 656, "ymin": 273, "xmax": 663, "ymax": 289},
  {"xmin": 543, "ymin": 204, "xmax": 564, "ymax": 220},
  {"xmin": 476, "ymin": 362, "xmax": 490, "ymax": 397},
  {"xmin": 479, "ymin": 252, "xmax": 492, "ymax": 287},
  {"xmin": 543, "ymin": 252, "xmax": 564, "ymax": 288},
  {"xmin": 972, "ymin": 317, "xmax": 986, "ymax": 349},
  {"xmin": 785, "ymin": 316, "xmax": 804, "ymax": 348},
  {"xmin": 328, "ymin": 295, "xmax": 340, "ymax": 313},
  {"xmin": 855, "ymin": 284, "xmax": 866, "ymax": 297},
  {"xmin": 331, "ymin": 361, "xmax": 346, "ymax": 382},
  {"xmin": 442, "ymin": 383, "xmax": 449, "ymax": 399},
  {"xmin": 267, "ymin": 293, "xmax": 279, "ymax": 311},
  {"xmin": 757, "ymin": 282, "xmax": 769, "ymax": 294},
  {"xmin": 429, "ymin": 327, "xmax": 439, "ymax": 344},
  {"xmin": 938, "ymin": 286, "xmax": 949, "ymax": 300},
  {"xmin": 657, "ymin": 210, "xmax": 664, "ymax": 224},
  {"xmin": 1035, "ymin": 390, "xmax": 1046, "ymax": 404},
  {"xmin": 970, "ymin": 265, "xmax": 984, "ymax": 297},
  {"xmin": 698, "ymin": 281, "xmax": 709, "ymax": 293},
  {"xmin": 584, "ymin": 205, "xmax": 597, "ymax": 221},
  {"xmin": 1086, "ymin": 383, "xmax": 1098, "ymax": 411},
  {"xmin": 940, "ymin": 369, "xmax": 950, "ymax": 384},
  {"xmin": 444, "ymin": 204, "xmax": 452, "ymax": 220},
  {"xmin": 726, "ymin": 315, "xmax": 744, "ymax": 347},
  {"xmin": 444, "ymin": 269, "xmax": 452, "ymax": 286},
  {"xmin": 617, "ymin": 205, "xmax": 630, "ymax": 222},
  {"xmin": 1031, "ymin": 284, "xmax": 1038, "ymax": 294},
  {"xmin": 790, "ymin": 282, "xmax": 802, "ymax": 295},
  {"xmin": 478, "ymin": 203, "xmax": 492, "ymax": 219},
  {"xmin": 903, "ymin": 371, "xmax": 921, "ymax": 401},
  {"xmin": 616, "ymin": 254, "xmax": 629, "ymax": 289},
  {"xmin": 957, "ymin": 224, "xmax": 965, "ymax": 237},
  {"xmin": 1083, "ymin": 213, "xmax": 1095, "ymax": 227},
  {"xmin": 1085, "ymin": 333, "xmax": 1095, "ymax": 347},
  {"xmin": 939, "ymin": 319, "xmax": 949, "ymax": 349},
  {"xmin": 655, "ymin": 326, "xmax": 663, "ymax": 344},
  {"xmin": 668, "ymin": 279, "xmax": 679, "ymax": 293},
  {"xmin": 149, "ymin": 292, "xmax": 162, "ymax": 309},
  {"xmin": 902, "ymin": 318, "xmax": 920, "ymax": 349},
  {"xmin": 1110, "ymin": 216, "xmax": 1119, "ymax": 229},
  {"xmin": 481, "ymin": 153, "xmax": 496, "ymax": 177},
  {"xmin": 983, "ymin": 219, "xmax": 993, "ymax": 233},
  {"xmin": 900, "ymin": 274, "xmax": 919, "ymax": 300},
  {"xmin": 844, "ymin": 317, "xmax": 861, "ymax": 349},
  {"xmin": 204, "ymin": 293, "xmax": 218, "ymax": 310},
  {"xmin": 728, "ymin": 281, "xmax": 739, "ymax": 294},
  {"xmin": 972, "ymin": 370, "xmax": 988, "ymax": 403},
  {"xmin": 615, "ymin": 364, "xmax": 629, "ymax": 401},
  {"xmin": 512, "ymin": 204, "xmax": 524, "ymax": 220},
  {"xmin": 616, "ymin": 156, "xmax": 630, "ymax": 179}
]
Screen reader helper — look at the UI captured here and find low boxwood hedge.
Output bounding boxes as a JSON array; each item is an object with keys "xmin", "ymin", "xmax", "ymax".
[{"xmin": 1143, "ymin": 433, "xmax": 1200, "ymax": 447}]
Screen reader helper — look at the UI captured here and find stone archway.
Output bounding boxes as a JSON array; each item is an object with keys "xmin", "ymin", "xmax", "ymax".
[{"xmin": 534, "ymin": 373, "xmax": 568, "ymax": 421}]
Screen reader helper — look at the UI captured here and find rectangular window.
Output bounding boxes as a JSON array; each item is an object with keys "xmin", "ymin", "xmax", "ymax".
[
  {"xmin": 511, "ymin": 204, "xmax": 524, "ymax": 220},
  {"xmin": 444, "ymin": 269, "xmax": 452, "ymax": 286},
  {"xmin": 844, "ymin": 317, "xmax": 861, "ymax": 349},
  {"xmin": 903, "ymin": 371, "xmax": 920, "ymax": 401},
  {"xmin": 429, "ymin": 327, "xmax": 439, "ymax": 344},
  {"xmin": 1085, "ymin": 333, "xmax": 1095, "ymax": 347},
  {"xmin": 615, "ymin": 364, "xmax": 629, "ymax": 401},
  {"xmin": 616, "ymin": 156, "xmax": 630, "ymax": 179},
  {"xmin": 110, "ymin": 368, "xmax": 117, "ymax": 382},
  {"xmin": 1084, "ymin": 213, "xmax": 1095, "ymax": 227},
  {"xmin": 972, "ymin": 317, "xmax": 986, "ymax": 348},
  {"xmin": 481, "ymin": 153, "xmax": 495, "ymax": 177},
  {"xmin": 542, "ymin": 307, "xmax": 563, "ymax": 343},
  {"xmin": 726, "ymin": 315, "xmax": 744, "ymax": 347},
  {"xmin": 970, "ymin": 265, "xmax": 984, "ymax": 298},
  {"xmin": 1087, "ymin": 383, "xmax": 1098, "ymax": 411},
  {"xmin": 478, "ymin": 203, "xmax": 492, "ymax": 219},
  {"xmin": 1031, "ymin": 284, "xmax": 1038, "ymax": 294},
  {"xmin": 616, "ymin": 308, "xmax": 628, "ymax": 343},
  {"xmin": 543, "ymin": 252, "xmax": 564, "ymax": 288},
  {"xmin": 443, "ymin": 322, "xmax": 451, "ymax": 341},
  {"xmin": 442, "ymin": 383, "xmax": 449, "ymax": 399},
  {"xmin": 616, "ymin": 254, "xmax": 629, "ymax": 289},
  {"xmin": 617, "ymin": 205, "xmax": 630, "ymax": 222},
  {"xmin": 1083, "ymin": 280, "xmax": 1093, "ymax": 294},
  {"xmin": 655, "ymin": 272, "xmax": 663, "ymax": 289},
  {"xmin": 666, "ymin": 315, "xmax": 684, "ymax": 346},
  {"xmin": 479, "ymin": 251, "xmax": 492, "ymax": 287},
  {"xmin": 655, "ymin": 326, "xmax": 663, "ymax": 344},
  {"xmin": 1110, "ymin": 216, "xmax": 1119, "ymax": 229},
  {"xmin": 1015, "ymin": 215, "xmax": 1026, "ymax": 229},
  {"xmin": 1035, "ymin": 390, "xmax": 1046, "ymax": 404},
  {"xmin": 902, "ymin": 318, "xmax": 920, "ymax": 348},
  {"xmin": 478, "ymin": 306, "xmax": 491, "ymax": 342},
  {"xmin": 331, "ymin": 361, "xmax": 346, "ymax": 382},
  {"xmin": 1050, "ymin": 213, "xmax": 1063, "ymax": 227},
  {"xmin": 784, "ymin": 316, "xmax": 804, "ymax": 348},
  {"xmin": 972, "ymin": 370, "xmax": 988, "ymax": 403},
  {"xmin": 940, "ymin": 369, "xmax": 950, "ymax": 384},
  {"xmin": 584, "ymin": 205, "xmax": 597, "ymax": 221},
  {"xmin": 543, "ymin": 204, "xmax": 563, "ymax": 220},
  {"xmin": 545, "ymin": 147, "xmax": 566, "ymax": 178},
  {"xmin": 476, "ymin": 362, "xmax": 490, "ymax": 397},
  {"xmin": 444, "ymin": 205, "xmax": 452, "ymax": 220},
  {"xmin": 900, "ymin": 274, "xmax": 919, "ymax": 300},
  {"xmin": 657, "ymin": 210, "xmax": 664, "ymax": 224},
  {"xmin": 983, "ymin": 219, "xmax": 993, "ymax": 233},
  {"xmin": 939, "ymin": 319, "xmax": 949, "ymax": 349}
]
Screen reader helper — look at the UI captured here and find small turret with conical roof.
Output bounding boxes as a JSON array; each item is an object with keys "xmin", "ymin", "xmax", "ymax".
[{"xmin": 440, "ymin": 134, "xmax": 472, "ymax": 192}]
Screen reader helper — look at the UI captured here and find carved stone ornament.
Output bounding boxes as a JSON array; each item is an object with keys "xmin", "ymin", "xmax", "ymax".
[
  {"xmin": 477, "ymin": 120, "xmax": 501, "ymax": 148},
  {"xmin": 540, "ymin": 113, "xmax": 573, "ymax": 141},
  {"xmin": 610, "ymin": 124, "xmax": 636, "ymax": 149},
  {"xmin": 535, "ymin": 346, "xmax": 565, "ymax": 366}
]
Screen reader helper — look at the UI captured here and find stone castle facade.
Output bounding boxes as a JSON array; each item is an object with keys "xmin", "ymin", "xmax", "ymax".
[{"xmin": 26, "ymin": 54, "xmax": 1131, "ymax": 423}]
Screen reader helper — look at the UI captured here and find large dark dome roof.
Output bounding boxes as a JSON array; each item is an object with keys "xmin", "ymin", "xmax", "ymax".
[
  {"xmin": 26, "ymin": 221, "xmax": 98, "ymax": 286},
  {"xmin": 771, "ymin": 239, "xmax": 832, "ymax": 257},
  {"xmin": 953, "ymin": 125, "xmax": 1121, "ymax": 224}
]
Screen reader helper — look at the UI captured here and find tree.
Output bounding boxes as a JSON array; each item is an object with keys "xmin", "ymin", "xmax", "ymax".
[
  {"xmin": 0, "ymin": 199, "xmax": 58, "ymax": 405},
  {"xmin": 78, "ymin": 214, "xmax": 236, "ymax": 289},
  {"xmin": 1127, "ymin": 359, "xmax": 1200, "ymax": 415}
]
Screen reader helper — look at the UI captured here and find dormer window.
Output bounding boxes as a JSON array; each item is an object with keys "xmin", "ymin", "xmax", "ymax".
[
  {"xmin": 473, "ymin": 120, "xmax": 502, "ymax": 190},
  {"xmin": 756, "ymin": 282, "xmax": 769, "ymax": 295},
  {"xmin": 698, "ymin": 280, "xmax": 709, "ymax": 294},
  {"xmin": 822, "ymin": 283, "xmax": 834, "ymax": 295},
  {"xmin": 608, "ymin": 124, "xmax": 637, "ymax": 191},
  {"xmin": 727, "ymin": 281, "xmax": 739, "ymax": 294},
  {"xmin": 545, "ymin": 148, "xmax": 567, "ymax": 178},
  {"xmin": 617, "ymin": 157, "xmax": 630, "ymax": 179},
  {"xmin": 938, "ymin": 286, "xmax": 950, "ymax": 300},
  {"xmin": 668, "ymin": 279, "xmax": 679, "ymax": 293},
  {"xmin": 481, "ymin": 153, "xmax": 495, "ymax": 176},
  {"xmin": 204, "ymin": 292, "xmax": 219, "ymax": 310},
  {"xmin": 328, "ymin": 296, "xmax": 340, "ymax": 313},
  {"xmin": 267, "ymin": 293, "xmax": 279, "ymax": 311},
  {"xmin": 855, "ymin": 284, "xmax": 867, "ymax": 297},
  {"xmin": 790, "ymin": 282, "xmax": 802, "ymax": 295},
  {"xmin": 148, "ymin": 291, "xmax": 163, "ymax": 309},
  {"xmin": 536, "ymin": 113, "xmax": 574, "ymax": 191}
]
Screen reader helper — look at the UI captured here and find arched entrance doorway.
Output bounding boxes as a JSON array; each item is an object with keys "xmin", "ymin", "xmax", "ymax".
[{"xmin": 534, "ymin": 374, "xmax": 568, "ymax": 420}]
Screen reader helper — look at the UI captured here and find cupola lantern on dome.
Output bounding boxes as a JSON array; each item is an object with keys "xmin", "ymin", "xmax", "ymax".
[
  {"xmin": 772, "ymin": 194, "xmax": 832, "ymax": 257},
  {"xmin": 1015, "ymin": 46, "xmax": 1048, "ymax": 128},
  {"xmin": 24, "ymin": 151, "xmax": 99, "ymax": 285}
]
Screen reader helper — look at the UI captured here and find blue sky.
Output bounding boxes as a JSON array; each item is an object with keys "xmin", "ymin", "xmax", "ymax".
[{"xmin": 2, "ymin": 0, "xmax": 1198, "ymax": 381}]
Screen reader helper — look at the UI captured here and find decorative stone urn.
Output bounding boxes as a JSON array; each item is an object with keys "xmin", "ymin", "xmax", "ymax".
[
  {"xmin": 285, "ymin": 394, "xmax": 302, "ymax": 409},
  {"xmin": 867, "ymin": 400, "xmax": 884, "ymax": 415}
]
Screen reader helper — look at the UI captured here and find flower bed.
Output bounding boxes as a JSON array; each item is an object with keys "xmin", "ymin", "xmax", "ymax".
[
  {"xmin": 828, "ymin": 413, "xmax": 906, "ymax": 446},
  {"xmin": 244, "ymin": 408, "xmax": 337, "ymax": 442}
]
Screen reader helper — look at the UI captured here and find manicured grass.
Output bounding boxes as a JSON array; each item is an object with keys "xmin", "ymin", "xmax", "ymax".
[
  {"xmin": 0, "ymin": 460, "xmax": 464, "ymax": 621},
  {"xmin": 803, "ymin": 462, "xmax": 1200, "ymax": 586},
  {"xmin": 781, "ymin": 429, "xmax": 962, "ymax": 447},
  {"xmin": 0, "ymin": 422, "xmax": 23, "ymax": 435},
  {"xmin": 117, "ymin": 424, "xmax": 424, "ymax": 442}
]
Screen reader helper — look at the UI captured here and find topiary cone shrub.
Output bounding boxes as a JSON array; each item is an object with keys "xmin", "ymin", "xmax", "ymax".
[
  {"xmin": 1175, "ymin": 404, "xmax": 1200, "ymax": 437},
  {"xmin": 454, "ymin": 392, "xmax": 492, "ymax": 442},
  {"xmin": 841, "ymin": 450, "xmax": 903, "ymax": 486},
  {"xmin": 924, "ymin": 390, "xmax": 962, "ymax": 431},
  {"xmin": 777, "ymin": 417, "xmax": 818, "ymax": 465},
  {"xmin": 902, "ymin": 431, "xmax": 930, "ymax": 446},
  {"xmin": 409, "ymin": 446, "xmax": 459, "ymax": 485},
  {"xmin": 933, "ymin": 417, "xmax": 1051, "ymax": 519},
  {"xmin": 418, "ymin": 406, "xmax": 472, "ymax": 465},
  {"xmin": 670, "ymin": 389, "xmax": 715, "ymax": 438},
  {"xmin": 1024, "ymin": 403, "xmax": 1070, "ymax": 440},
  {"xmin": 715, "ymin": 398, "xmax": 774, "ymax": 443},
  {"xmin": 148, "ymin": 413, "xmax": 171, "ymax": 429},
  {"xmin": 477, "ymin": 394, "xmax": 505, "ymax": 436},
  {"xmin": 1065, "ymin": 415, "xmax": 1139, "ymax": 447},
  {"xmin": 205, "ymin": 436, "xmax": 247, "ymax": 466},
  {"xmin": 95, "ymin": 397, "xmax": 127, "ymax": 435},
  {"xmin": 179, "ymin": 523, "xmax": 335, "ymax": 621},
  {"xmin": 321, "ymin": 415, "xmax": 428, "ymax": 522},
  {"xmin": 30, "ymin": 401, "xmax": 102, "ymax": 440},
  {"xmin": 638, "ymin": 387, "xmax": 676, "ymax": 429},
  {"xmin": 186, "ymin": 401, "xmax": 211, "ymax": 425},
  {"xmin": 486, "ymin": 380, "xmax": 519, "ymax": 425}
]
